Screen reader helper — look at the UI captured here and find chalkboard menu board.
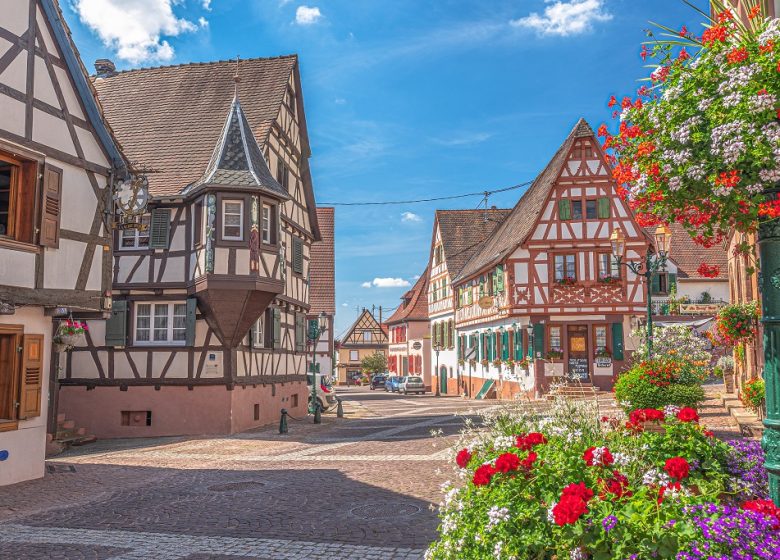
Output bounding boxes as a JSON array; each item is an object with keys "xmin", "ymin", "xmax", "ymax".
[{"xmin": 568, "ymin": 357, "xmax": 589, "ymax": 380}]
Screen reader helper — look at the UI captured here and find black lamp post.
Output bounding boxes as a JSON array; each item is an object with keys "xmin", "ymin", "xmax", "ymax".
[
  {"xmin": 610, "ymin": 224, "xmax": 672, "ymax": 359},
  {"xmin": 433, "ymin": 342, "xmax": 442, "ymax": 397}
]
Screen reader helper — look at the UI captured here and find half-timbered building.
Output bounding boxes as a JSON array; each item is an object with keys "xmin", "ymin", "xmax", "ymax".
[
  {"xmin": 0, "ymin": 0, "xmax": 126, "ymax": 484},
  {"xmin": 452, "ymin": 119, "xmax": 651, "ymax": 398},
  {"xmin": 309, "ymin": 206, "xmax": 336, "ymax": 378},
  {"xmin": 58, "ymin": 56, "xmax": 321, "ymax": 437},
  {"xmin": 427, "ymin": 209, "xmax": 509, "ymax": 396},
  {"xmin": 336, "ymin": 309, "xmax": 387, "ymax": 385},
  {"xmin": 386, "ymin": 270, "xmax": 431, "ymax": 388}
]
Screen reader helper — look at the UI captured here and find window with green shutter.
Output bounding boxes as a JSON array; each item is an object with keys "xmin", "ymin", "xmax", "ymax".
[
  {"xmin": 105, "ymin": 300, "xmax": 128, "ymax": 347},
  {"xmin": 272, "ymin": 308, "xmax": 281, "ymax": 349},
  {"xmin": 668, "ymin": 273, "xmax": 677, "ymax": 294},
  {"xmin": 292, "ymin": 237, "xmax": 304, "ymax": 274},
  {"xmin": 651, "ymin": 273, "xmax": 661, "ymax": 295},
  {"xmin": 149, "ymin": 208, "xmax": 171, "ymax": 249},
  {"xmin": 496, "ymin": 264, "xmax": 505, "ymax": 292},
  {"xmin": 612, "ymin": 322, "xmax": 625, "ymax": 360},
  {"xmin": 502, "ymin": 331, "xmax": 509, "ymax": 360},
  {"xmin": 479, "ymin": 333, "xmax": 485, "ymax": 361},
  {"xmin": 558, "ymin": 199, "xmax": 572, "ymax": 221},
  {"xmin": 185, "ymin": 298, "xmax": 197, "ymax": 346},
  {"xmin": 597, "ymin": 197, "xmax": 611, "ymax": 219},
  {"xmin": 514, "ymin": 330, "xmax": 523, "ymax": 360},
  {"xmin": 295, "ymin": 313, "xmax": 306, "ymax": 352},
  {"xmin": 533, "ymin": 324, "xmax": 545, "ymax": 357}
]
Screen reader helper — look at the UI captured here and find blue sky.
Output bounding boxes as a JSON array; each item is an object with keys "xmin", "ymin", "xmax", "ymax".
[{"xmin": 64, "ymin": 0, "xmax": 708, "ymax": 336}]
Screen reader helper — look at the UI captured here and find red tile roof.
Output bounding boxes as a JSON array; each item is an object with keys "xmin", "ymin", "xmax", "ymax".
[
  {"xmin": 92, "ymin": 56, "xmax": 297, "ymax": 197},
  {"xmin": 436, "ymin": 209, "xmax": 511, "ymax": 278},
  {"xmin": 385, "ymin": 269, "xmax": 429, "ymax": 325},
  {"xmin": 310, "ymin": 207, "xmax": 335, "ymax": 313},
  {"xmin": 647, "ymin": 223, "xmax": 729, "ymax": 280}
]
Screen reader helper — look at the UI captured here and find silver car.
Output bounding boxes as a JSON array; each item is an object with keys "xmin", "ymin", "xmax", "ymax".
[{"xmin": 398, "ymin": 376, "xmax": 425, "ymax": 395}]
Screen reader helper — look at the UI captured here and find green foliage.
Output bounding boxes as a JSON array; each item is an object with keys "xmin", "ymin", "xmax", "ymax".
[
  {"xmin": 632, "ymin": 325, "xmax": 711, "ymax": 368},
  {"xmin": 360, "ymin": 352, "xmax": 387, "ymax": 375},
  {"xmin": 740, "ymin": 378, "xmax": 765, "ymax": 412},
  {"xmin": 614, "ymin": 359, "xmax": 705, "ymax": 411}
]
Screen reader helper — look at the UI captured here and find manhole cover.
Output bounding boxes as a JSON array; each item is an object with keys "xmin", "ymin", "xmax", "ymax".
[
  {"xmin": 207, "ymin": 481, "xmax": 265, "ymax": 492},
  {"xmin": 350, "ymin": 503, "xmax": 421, "ymax": 519}
]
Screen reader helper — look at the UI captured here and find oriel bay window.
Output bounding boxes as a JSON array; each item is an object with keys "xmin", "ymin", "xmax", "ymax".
[
  {"xmin": 222, "ymin": 199, "xmax": 244, "ymax": 241},
  {"xmin": 261, "ymin": 203, "xmax": 277, "ymax": 244},
  {"xmin": 554, "ymin": 254, "xmax": 576, "ymax": 282}
]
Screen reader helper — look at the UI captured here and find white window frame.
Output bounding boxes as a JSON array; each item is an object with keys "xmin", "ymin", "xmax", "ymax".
[
  {"xmin": 349, "ymin": 350, "xmax": 359, "ymax": 361},
  {"xmin": 253, "ymin": 316, "xmax": 265, "ymax": 348},
  {"xmin": 222, "ymin": 200, "xmax": 244, "ymax": 241},
  {"xmin": 261, "ymin": 204, "xmax": 272, "ymax": 244},
  {"xmin": 119, "ymin": 214, "xmax": 151, "ymax": 250},
  {"xmin": 134, "ymin": 301, "xmax": 187, "ymax": 346},
  {"xmin": 363, "ymin": 331, "xmax": 372, "ymax": 342}
]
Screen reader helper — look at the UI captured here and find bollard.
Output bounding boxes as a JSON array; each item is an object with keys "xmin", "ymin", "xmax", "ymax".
[
  {"xmin": 279, "ymin": 408, "xmax": 288, "ymax": 434},
  {"xmin": 336, "ymin": 398, "xmax": 344, "ymax": 418},
  {"xmin": 314, "ymin": 402, "xmax": 322, "ymax": 424}
]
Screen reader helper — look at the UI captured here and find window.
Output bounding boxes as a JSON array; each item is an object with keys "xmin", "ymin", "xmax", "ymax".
[
  {"xmin": 292, "ymin": 237, "xmax": 304, "ymax": 274},
  {"xmin": 251, "ymin": 313, "xmax": 267, "ymax": 348},
  {"xmin": 135, "ymin": 302, "xmax": 187, "ymax": 345},
  {"xmin": 363, "ymin": 331, "xmax": 372, "ymax": 342},
  {"xmin": 571, "ymin": 199, "xmax": 583, "ymax": 219},
  {"xmin": 349, "ymin": 350, "xmax": 359, "ymax": 361},
  {"xmin": 285, "ymin": 86, "xmax": 296, "ymax": 117},
  {"xmin": 120, "ymin": 215, "xmax": 151, "ymax": 249},
  {"xmin": 0, "ymin": 152, "xmax": 41, "ymax": 245},
  {"xmin": 586, "ymin": 199, "xmax": 597, "ymax": 219},
  {"xmin": 554, "ymin": 254, "xmax": 576, "ymax": 281},
  {"xmin": 222, "ymin": 200, "xmax": 243, "ymax": 240},
  {"xmin": 595, "ymin": 326, "xmax": 608, "ymax": 353},
  {"xmin": 0, "ymin": 329, "xmax": 43, "ymax": 426},
  {"xmin": 261, "ymin": 203, "xmax": 276, "ymax": 244},
  {"xmin": 549, "ymin": 326, "xmax": 562, "ymax": 352},
  {"xmin": 276, "ymin": 160, "xmax": 290, "ymax": 192},
  {"xmin": 598, "ymin": 253, "xmax": 620, "ymax": 280}
]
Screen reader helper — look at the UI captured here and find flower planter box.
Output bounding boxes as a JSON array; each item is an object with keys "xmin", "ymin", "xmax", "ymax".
[{"xmin": 544, "ymin": 362, "xmax": 563, "ymax": 377}]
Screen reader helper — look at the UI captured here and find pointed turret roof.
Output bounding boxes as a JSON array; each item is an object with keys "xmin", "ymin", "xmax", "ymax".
[{"xmin": 182, "ymin": 95, "xmax": 289, "ymax": 198}]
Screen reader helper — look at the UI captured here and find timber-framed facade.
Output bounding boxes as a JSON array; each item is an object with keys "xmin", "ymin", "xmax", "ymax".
[
  {"xmin": 59, "ymin": 56, "xmax": 322, "ymax": 438},
  {"xmin": 0, "ymin": 0, "xmax": 126, "ymax": 485}
]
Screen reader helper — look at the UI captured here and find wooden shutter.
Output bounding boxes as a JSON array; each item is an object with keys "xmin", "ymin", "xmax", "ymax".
[
  {"xmin": 533, "ymin": 324, "xmax": 545, "ymax": 357},
  {"xmin": 514, "ymin": 331, "xmax": 523, "ymax": 360},
  {"xmin": 18, "ymin": 334, "xmax": 43, "ymax": 419},
  {"xmin": 558, "ymin": 199, "xmax": 571, "ymax": 221},
  {"xmin": 149, "ymin": 208, "xmax": 171, "ymax": 249},
  {"xmin": 598, "ymin": 197, "xmax": 611, "ymax": 219},
  {"xmin": 105, "ymin": 299, "xmax": 128, "ymax": 347},
  {"xmin": 651, "ymin": 273, "xmax": 661, "ymax": 294},
  {"xmin": 40, "ymin": 164, "xmax": 62, "ymax": 247},
  {"xmin": 273, "ymin": 308, "xmax": 281, "ymax": 348},
  {"xmin": 612, "ymin": 322, "xmax": 625, "ymax": 360},
  {"xmin": 502, "ymin": 331, "xmax": 509, "ymax": 360},
  {"xmin": 668, "ymin": 273, "xmax": 677, "ymax": 294},
  {"xmin": 185, "ymin": 298, "xmax": 197, "ymax": 346},
  {"xmin": 292, "ymin": 238, "xmax": 304, "ymax": 274},
  {"xmin": 496, "ymin": 265, "xmax": 505, "ymax": 292}
]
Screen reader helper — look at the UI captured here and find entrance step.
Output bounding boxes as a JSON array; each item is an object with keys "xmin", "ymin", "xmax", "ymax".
[{"xmin": 47, "ymin": 414, "xmax": 97, "ymax": 457}]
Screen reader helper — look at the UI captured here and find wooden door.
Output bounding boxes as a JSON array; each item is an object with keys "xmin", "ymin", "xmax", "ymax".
[
  {"xmin": 0, "ymin": 334, "xmax": 18, "ymax": 420},
  {"xmin": 567, "ymin": 325, "xmax": 589, "ymax": 381}
]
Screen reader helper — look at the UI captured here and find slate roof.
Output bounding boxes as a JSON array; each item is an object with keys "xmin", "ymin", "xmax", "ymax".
[
  {"xmin": 183, "ymin": 96, "xmax": 289, "ymax": 198},
  {"xmin": 436, "ymin": 209, "xmax": 511, "ymax": 279},
  {"xmin": 647, "ymin": 223, "xmax": 729, "ymax": 280},
  {"xmin": 92, "ymin": 56, "xmax": 297, "ymax": 197},
  {"xmin": 454, "ymin": 118, "xmax": 594, "ymax": 283},
  {"xmin": 385, "ymin": 269, "xmax": 429, "ymax": 325},
  {"xmin": 310, "ymin": 207, "xmax": 335, "ymax": 314}
]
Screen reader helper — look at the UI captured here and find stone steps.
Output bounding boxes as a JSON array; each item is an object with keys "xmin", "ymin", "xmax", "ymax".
[
  {"xmin": 720, "ymin": 393, "xmax": 763, "ymax": 439},
  {"xmin": 47, "ymin": 414, "xmax": 97, "ymax": 457}
]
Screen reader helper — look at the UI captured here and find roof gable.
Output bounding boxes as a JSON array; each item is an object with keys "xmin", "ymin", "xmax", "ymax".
[
  {"xmin": 386, "ymin": 269, "xmax": 429, "ymax": 324},
  {"xmin": 433, "ymin": 209, "xmax": 511, "ymax": 279},
  {"xmin": 341, "ymin": 309, "xmax": 387, "ymax": 346},
  {"xmin": 648, "ymin": 223, "xmax": 729, "ymax": 280}
]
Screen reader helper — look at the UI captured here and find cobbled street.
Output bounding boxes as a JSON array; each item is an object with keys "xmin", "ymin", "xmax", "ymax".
[{"xmin": 0, "ymin": 389, "xmax": 497, "ymax": 560}]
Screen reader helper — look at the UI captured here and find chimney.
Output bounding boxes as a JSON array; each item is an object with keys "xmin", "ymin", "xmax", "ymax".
[{"xmin": 94, "ymin": 59, "xmax": 117, "ymax": 79}]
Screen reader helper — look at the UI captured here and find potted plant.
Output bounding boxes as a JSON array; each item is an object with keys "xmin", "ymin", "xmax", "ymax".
[
  {"xmin": 54, "ymin": 319, "xmax": 88, "ymax": 350},
  {"xmin": 597, "ymin": 275, "xmax": 619, "ymax": 284},
  {"xmin": 715, "ymin": 302, "xmax": 761, "ymax": 347},
  {"xmin": 492, "ymin": 358, "xmax": 503, "ymax": 369},
  {"xmin": 480, "ymin": 358, "xmax": 489, "ymax": 368},
  {"xmin": 517, "ymin": 357, "xmax": 531, "ymax": 370},
  {"xmin": 741, "ymin": 378, "xmax": 766, "ymax": 419},
  {"xmin": 555, "ymin": 277, "xmax": 576, "ymax": 286},
  {"xmin": 546, "ymin": 348, "xmax": 563, "ymax": 360},
  {"xmin": 595, "ymin": 347, "xmax": 612, "ymax": 359}
]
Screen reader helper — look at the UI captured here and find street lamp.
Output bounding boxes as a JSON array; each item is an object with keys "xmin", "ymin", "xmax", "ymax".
[
  {"xmin": 610, "ymin": 225, "xmax": 672, "ymax": 358},
  {"xmin": 309, "ymin": 311, "xmax": 328, "ymax": 424},
  {"xmin": 433, "ymin": 342, "xmax": 443, "ymax": 397},
  {"xmin": 526, "ymin": 323, "xmax": 534, "ymax": 359}
]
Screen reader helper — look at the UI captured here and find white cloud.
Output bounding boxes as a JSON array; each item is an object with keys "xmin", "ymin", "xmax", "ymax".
[
  {"xmin": 202, "ymin": 0, "xmax": 212, "ymax": 10},
  {"xmin": 341, "ymin": 303, "xmax": 349, "ymax": 307},
  {"xmin": 363, "ymin": 278, "xmax": 411, "ymax": 288},
  {"xmin": 401, "ymin": 211, "xmax": 422, "ymax": 223},
  {"xmin": 510, "ymin": 0, "xmax": 612, "ymax": 37},
  {"xmin": 198, "ymin": 17, "xmax": 209, "ymax": 28},
  {"xmin": 334, "ymin": 97, "xmax": 347, "ymax": 105},
  {"xmin": 295, "ymin": 5, "xmax": 322, "ymax": 25},
  {"xmin": 72, "ymin": 0, "xmax": 203, "ymax": 64},
  {"xmin": 432, "ymin": 132, "xmax": 492, "ymax": 146}
]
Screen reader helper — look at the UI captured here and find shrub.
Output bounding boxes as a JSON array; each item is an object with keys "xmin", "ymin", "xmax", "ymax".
[
  {"xmin": 614, "ymin": 359, "xmax": 705, "ymax": 411},
  {"xmin": 741, "ymin": 378, "xmax": 766, "ymax": 413}
]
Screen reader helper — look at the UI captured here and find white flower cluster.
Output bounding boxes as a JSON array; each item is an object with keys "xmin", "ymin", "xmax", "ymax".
[
  {"xmin": 698, "ymin": 95, "xmax": 714, "ymax": 112},
  {"xmin": 493, "ymin": 435, "xmax": 515, "ymax": 449},
  {"xmin": 589, "ymin": 446, "xmax": 610, "ymax": 466},
  {"xmin": 643, "ymin": 468, "xmax": 671, "ymax": 487},
  {"xmin": 749, "ymin": 91, "xmax": 777, "ymax": 114},
  {"xmin": 671, "ymin": 115, "xmax": 702, "ymax": 145},
  {"xmin": 664, "ymin": 405, "xmax": 681, "ymax": 418},
  {"xmin": 663, "ymin": 484, "xmax": 691, "ymax": 501},
  {"xmin": 718, "ymin": 63, "xmax": 761, "ymax": 95},
  {"xmin": 547, "ymin": 502, "xmax": 557, "ymax": 523},
  {"xmin": 763, "ymin": 122, "xmax": 780, "ymax": 145},
  {"xmin": 662, "ymin": 149, "xmax": 692, "ymax": 166},
  {"xmin": 668, "ymin": 176, "xmax": 683, "ymax": 192},
  {"xmin": 663, "ymin": 83, "xmax": 683, "ymax": 101},
  {"xmin": 758, "ymin": 17, "xmax": 780, "ymax": 46},
  {"xmin": 486, "ymin": 506, "xmax": 510, "ymax": 530},
  {"xmin": 570, "ymin": 547, "xmax": 588, "ymax": 560},
  {"xmin": 612, "ymin": 452, "xmax": 635, "ymax": 466},
  {"xmin": 711, "ymin": 121, "xmax": 745, "ymax": 164},
  {"xmin": 760, "ymin": 167, "xmax": 780, "ymax": 182},
  {"xmin": 493, "ymin": 541, "xmax": 504, "ymax": 556},
  {"xmin": 746, "ymin": 183, "xmax": 764, "ymax": 194},
  {"xmin": 686, "ymin": 163, "xmax": 706, "ymax": 181},
  {"xmin": 441, "ymin": 514, "xmax": 457, "ymax": 535},
  {"xmin": 722, "ymin": 91, "xmax": 743, "ymax": 108}
]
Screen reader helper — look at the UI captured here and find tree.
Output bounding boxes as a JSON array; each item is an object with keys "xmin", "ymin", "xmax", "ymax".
[{"xmin": 361, "ymin": 352, "xmax": 387, "ymax": 375}]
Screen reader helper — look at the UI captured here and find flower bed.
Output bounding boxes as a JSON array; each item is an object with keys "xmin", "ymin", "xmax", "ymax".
[
  {"xmin": 427, "ymin": 400, "xmax": 774, "ymax": 559},
  {"xmin": 614, "ymin": 358, "xmax": 706, "ymax": 411}
]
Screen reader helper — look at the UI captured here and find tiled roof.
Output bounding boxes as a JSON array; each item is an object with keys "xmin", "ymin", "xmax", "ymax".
[
  {"xmin": 385, "ymin": 269, "xmax": 429, "ymax": 324},
  {"xmin": 647, "ymin": 223, "xmax": 729, "ymax": 280},
  {"xmin": 455, "ymin": 118, "xmax": 593, "ymax": 283},
  {"xmin": 310, "ymin": 207, "xmax": 335, "ymax": 313},
  {"xmin": 92, "ymin": 56, "xmax": 297, "ymax": 197},
  {"xmin": 436, "ymin": 209, "xmax": 511, "ymax": 278}
]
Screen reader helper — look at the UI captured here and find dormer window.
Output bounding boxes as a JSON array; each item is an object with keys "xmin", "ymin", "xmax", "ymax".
[{"xmin": 222, "ymin": 200, "xmax": 243, "ymax": 241}]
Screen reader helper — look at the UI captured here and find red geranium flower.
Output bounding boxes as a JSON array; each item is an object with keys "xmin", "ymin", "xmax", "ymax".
[
  {"xmin": 599, "ymin": 471, "xmax": 632, "ymax": 500},
  {"xmin": 629, "ymin": 408, "xmax": 664, "ymax": 424},
  {"xmin": 515, "ymin": 432, "xmax": 546, "ymax": 450},
  {"xmin": 520, "ymin": 451, "xmax": 538, "ymax": 470},
  {"xmin": 676, "ymin": 407, "xmax": 699, "ymax": 423},
  {"xmin": 664, "ymin": 457, "xmax": 691, "ymax": 481},
  {"xmin": 552, "ymin": 495, "xmax": 588, "ymax": 526},
  {"xmin": 742, "ymin": 499, "xmax": 780, "ymax": 528},
  {"xmin": 472, "ymin": 464, "xmax": 496, "ymax": 486},
  {"xmin": 561, "ymin": 482, "xmax": 594, "ymax": 502},
  {"xmin": 495, "ymin": 452, "xmax": 521, "ymax": 473},
  {"xmin": 455, "ymin": 448, "xmax": 472, "ymax": 469},
  {"xmin": 583, "ymin": 446, "xmax": 614, "ymax": 467}
]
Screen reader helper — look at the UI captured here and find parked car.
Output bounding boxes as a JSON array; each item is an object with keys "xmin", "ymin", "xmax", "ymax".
[
  {"xmin": 399, "ymin": 376, "xmax": 425, "ymax": 395},
  {"xmin": 370, "ymin": 374, "xmax": 387, "ymax": 390},
  {"xmin": 308, "ymin": 373, "xmax": 338, "ymax": 411},
  {"xmin": 385, "ymin": 376, "xmax": 401, "ymax": 392}
]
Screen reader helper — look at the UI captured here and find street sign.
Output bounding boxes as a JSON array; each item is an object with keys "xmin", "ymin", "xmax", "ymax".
[
  {"xmin": 464, "ymin": 346, "xmax": 477, "ymax": 360},
  {"xmin": 412, "ymin": 341, "xmax": 422, "ymax": 350},
  {"xmin": 478, "ymin": 296, "xmax": 494, "ymax": 310}
]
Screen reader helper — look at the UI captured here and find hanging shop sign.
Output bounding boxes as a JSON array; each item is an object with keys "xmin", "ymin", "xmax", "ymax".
[
  {"xmin": 478, "ymin": 296, "xmax": 494, "ymax": 310},
  {"xmin": 114, "ymin": 174, "xmax": 149, "ymax": 217}
]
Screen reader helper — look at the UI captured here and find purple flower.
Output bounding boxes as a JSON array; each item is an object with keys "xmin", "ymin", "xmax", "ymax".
[
  {"xmin": 602, "ymin": 515, "xmax": 618, "ymax": 533},
  {"xmin": 726, "ymin": 440, "xmax": 769, "ymax": 500}
]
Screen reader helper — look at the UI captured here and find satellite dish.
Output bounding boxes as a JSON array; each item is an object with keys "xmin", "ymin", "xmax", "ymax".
[{"xmin": 114, "ymin": 175, "xmax": 149, "ymax": 215}]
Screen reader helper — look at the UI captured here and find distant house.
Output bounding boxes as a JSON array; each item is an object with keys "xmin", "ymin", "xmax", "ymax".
[
  {"xmin": 336, "ymin": 309, "xmax": 387, "ymax": 384},
  {"xmin": 0, "ymin": 0, "xmax": 126, "ymax": 485},
  {"xmin": 386, "ymin": 270, "xmax": 430, "ymax": 388},
  {"xmin": 309, "ymin": 207, "xmax": 336, "ymax": 378}
]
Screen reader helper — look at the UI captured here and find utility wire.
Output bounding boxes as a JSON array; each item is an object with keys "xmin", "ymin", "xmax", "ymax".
[{"xmin": 319, "ymin": 179, "xmax": 534, "ymax": 207}]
